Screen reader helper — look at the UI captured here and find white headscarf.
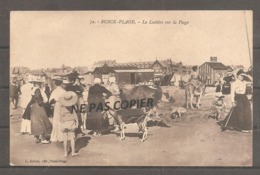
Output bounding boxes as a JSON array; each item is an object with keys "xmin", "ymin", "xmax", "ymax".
[
  {"xmin": 94, "ymin": 78, "xmax": 101, "ymax": 84},
  {"xmin": 109, "ymin": 77, "xmax": 116, "ymax": 84}
]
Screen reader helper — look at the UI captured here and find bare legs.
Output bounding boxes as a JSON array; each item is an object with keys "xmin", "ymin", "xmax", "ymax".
[
  {"xmin": 63, "ymin": 133, "xmax": 68, "ymax": 157},
  {"xmin": 63, "ymin": 132, "xmax": 77, "ymax": 157}
]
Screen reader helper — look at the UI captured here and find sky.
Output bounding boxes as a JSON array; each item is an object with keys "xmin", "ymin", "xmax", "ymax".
[{"xmin": 10, "ymin": 11, "xmax": 252, "ymax": 69}]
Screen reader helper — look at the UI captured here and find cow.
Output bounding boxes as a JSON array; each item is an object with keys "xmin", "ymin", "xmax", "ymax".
[
  {"xmin": 185, "ymin": 81, "xmax": 206, "ymax": 109},
  {"xmin": 120, "ymin": 85, "xmax": 163, "ymax": 109}
]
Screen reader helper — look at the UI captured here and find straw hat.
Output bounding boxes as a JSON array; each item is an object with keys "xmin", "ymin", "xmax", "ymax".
[
  {"xmin": 27, "ymin": 75, "xmax": 34, "ymax": 82},
  {"xmin": 59, "ymin": 91, "xmax": 78, "ymax": 107},
  {"xmin": 236, "ymin": 69, "xmax": 245, "ymax": 76}
]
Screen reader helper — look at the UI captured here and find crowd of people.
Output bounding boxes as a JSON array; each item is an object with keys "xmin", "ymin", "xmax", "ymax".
[
  {"xmin": 10, "ymin": 66, "xmax": 253, "ymax": 157},
  {"xmin": 11, "ymin": 71, "xmax": 122, "ymax": 157},
  {"xmin": 214, "ymin": 68, "xmax": 253, "ymax": 133},
  {"xmin": 183, "ymin": 65, "xmax": 253, "ymax": 133}
]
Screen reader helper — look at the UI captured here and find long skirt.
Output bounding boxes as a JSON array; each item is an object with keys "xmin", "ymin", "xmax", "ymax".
[
  {"xmin": 86, "ymin": 111, "xmax": 108, "ymax": 131},
  {"xmin": 20, "ymin": 108, "xmax": 31, "ymax": 133},
  {"xmin": 21, "ymin": 119, "xmax": 31, "ymax": 133},
  {"xmin": 223, "ymin": 94, "xmax": 252, "ymax": 131},
  {"xmin": 77, "ymin": 97, "xmax": 84, "ymax": 126},
  {"xmin": 31, "ymin": 103, "xmax": 52, "ymax": 136},
  {"xmin": 21, "ymin": 118, "xmax": 31, "ymax": 134},
  {"xmin": 50, "ymin": 102, "xmax": 63, "ymax": 142}
]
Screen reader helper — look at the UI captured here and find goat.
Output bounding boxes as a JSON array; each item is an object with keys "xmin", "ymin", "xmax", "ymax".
[{"xmin": 111, "ymin": 108, "xmax": 150, "ymax": 142}]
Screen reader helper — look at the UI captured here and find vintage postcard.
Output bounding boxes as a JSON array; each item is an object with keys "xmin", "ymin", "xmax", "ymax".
[{"xmin": 10, "ymin": 11, "xmax": 253, "ymax": 166}]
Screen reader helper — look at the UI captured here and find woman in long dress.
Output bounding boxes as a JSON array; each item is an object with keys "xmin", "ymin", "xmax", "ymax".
[
  {"xmin": 49, "ymin": 79, "xmax": 65, "ymax": 142},
  {"xmin": 87, "ymin": 78, "xmax": 112, "ymax": 136},
  {"xmin": 222, "ymin": 69, "xmax": 252, "ymax": 133},
  {"xmin": 24, "ymin": 80, "xmax": 52, "ymax": 143}
]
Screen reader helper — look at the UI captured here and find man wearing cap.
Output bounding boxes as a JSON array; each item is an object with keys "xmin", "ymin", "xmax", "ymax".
[{"xmin": 87, "ymin": 78, "xmax": 112, "ymax": 135}]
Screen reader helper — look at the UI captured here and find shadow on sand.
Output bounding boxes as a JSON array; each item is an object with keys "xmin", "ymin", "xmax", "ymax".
[
  {"xmin": 75, "ymin": 136, "xmax": 91, "ymax": 153},
  {"xmin": 147, "ymin": 120, "xmax": 171, "ymax": 127}
]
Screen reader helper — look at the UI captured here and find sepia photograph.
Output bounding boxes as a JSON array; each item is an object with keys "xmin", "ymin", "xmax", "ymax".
[{"xmin": 10, "ymin": 11, "xmax": 253, "ymax": 166}]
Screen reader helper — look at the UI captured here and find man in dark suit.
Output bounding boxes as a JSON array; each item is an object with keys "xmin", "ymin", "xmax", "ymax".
[
  {"xmin": 65, "ymin": 72, "xmax": 85, "ymax": 136},
  {"xmin": 10, "ymin": 79, "xmax": 20, "ymax": 109},
  {"xmin": 66, "ymin": 72, "xmax": 84, "ymax": 96}
]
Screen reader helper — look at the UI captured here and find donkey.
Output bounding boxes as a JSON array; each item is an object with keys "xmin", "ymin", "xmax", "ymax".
[{"xmin": 185, "ymin": 81, "xmax": 206, "ymax": 109}]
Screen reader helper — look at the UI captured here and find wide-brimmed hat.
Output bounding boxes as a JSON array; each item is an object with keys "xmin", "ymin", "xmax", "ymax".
[
  {"xmin": 26, "ymin": 75, "xmax": 34, "ymax": 82},
  {"xmin": 59, "ymin": 91, "xmax": 78, "ymax": 106},
  {"xmin": 51, "ymin": 76, "xmax": 63, "ymax": 85},
  {"xmin": 236, "ymin": 69, "xmax": 245, "ymax": 76},
  {"xmin": 31, "ymin": 77, "xmax": 45, "ymax": 83}
]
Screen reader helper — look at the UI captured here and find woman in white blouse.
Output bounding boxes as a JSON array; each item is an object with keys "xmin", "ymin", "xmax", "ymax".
[
  {"xmin": 223, "ymin": 69, "xmax": 252, "ymax": 133},
  {"xmin": 49, "ymin": 79, "xmax": 66, "ymax": 142}
]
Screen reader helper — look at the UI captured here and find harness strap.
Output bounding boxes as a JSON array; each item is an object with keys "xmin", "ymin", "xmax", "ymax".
[{"xmin": 107, "ymin": 110, "xmax": 116, "ymax": 117}]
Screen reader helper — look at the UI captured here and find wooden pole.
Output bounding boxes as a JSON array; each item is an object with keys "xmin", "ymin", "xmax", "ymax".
[
  {"xmin": 224, "ymin": 107, "xmax": 234, "ymax": 128},
  {"xmin": 244, "ymin": 11, "xmax": 252, "ymax": 67}
]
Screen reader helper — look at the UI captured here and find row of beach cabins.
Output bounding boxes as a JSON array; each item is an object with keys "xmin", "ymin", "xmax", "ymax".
[{"xmin": 11, "ymin": 57, "xmax": 244, "ymax": 87}]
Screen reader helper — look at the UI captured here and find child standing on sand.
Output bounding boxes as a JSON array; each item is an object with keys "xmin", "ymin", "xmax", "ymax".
[{"xmin": 59, "ymin": 91, "xmax": 79, "ymax": 157}]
